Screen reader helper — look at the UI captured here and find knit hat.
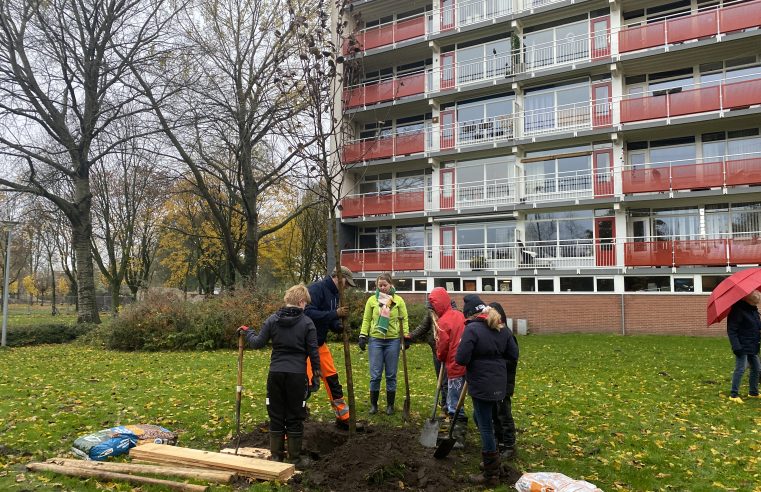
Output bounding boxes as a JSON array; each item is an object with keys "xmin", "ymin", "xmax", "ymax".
[
  {"xmin": 462, "ymin": 294, "xmax": 486, "ymax": 318},
  {"xmin": 488, "ymin": 302, "xmax": 507, "ymax": 324}
]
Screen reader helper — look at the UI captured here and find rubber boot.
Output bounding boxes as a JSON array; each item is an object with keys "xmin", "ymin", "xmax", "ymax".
[
  {"xmin": 269, "ymin": 431, "xmax": 285, "ymax": 462},
  {"xmin": 469, "ymin": 451, "xmax": 500, "ymax": 486},
  {"xmin": 286, "ymin": 433, "xmax": 312, "ymax": 470},
  {"xmin": 386, "ymin": 391, "xmax": 396, "ymax": 415},
  {"xmin": 369, "ymin": 390, "xmax": 380, "ymax": 415}
]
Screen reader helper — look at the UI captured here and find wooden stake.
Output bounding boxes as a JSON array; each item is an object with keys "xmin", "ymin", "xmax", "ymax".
[
  {"xmin": 26, "ymin": 462, "xmax": 208, "ymax": 492},
  {"xmin": 45, "ymin": 458, "xmax": 234, "ymax": 483}
]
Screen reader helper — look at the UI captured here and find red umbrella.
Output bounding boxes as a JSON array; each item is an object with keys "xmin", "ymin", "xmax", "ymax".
[{"xmin": 707, "ymin": 268, "xmax": 761, "ymax": 325}]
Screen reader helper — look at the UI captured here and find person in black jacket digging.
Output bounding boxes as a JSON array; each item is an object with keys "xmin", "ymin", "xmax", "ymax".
[
  {"xmin": 727, "ymin": 289, "xmax": 761, "ymax": 403},
  {"xmin": 455, "ymin": 294, "xmax": 519, "ymax": 486},
  {"xmin": 238, "ymin": 284, "xmax": 321, "ymax": 469}
]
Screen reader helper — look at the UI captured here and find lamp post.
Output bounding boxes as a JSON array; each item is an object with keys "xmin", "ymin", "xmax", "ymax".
[{"xmin": 1, "ymin": 222, "xmax": 18, "ymax": 347}]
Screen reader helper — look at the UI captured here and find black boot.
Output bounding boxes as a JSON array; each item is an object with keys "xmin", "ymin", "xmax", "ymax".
[
  {"xmin": 286, "ymin": 432, "xmax": 312, "ymax": 470},
  {"xmin": 369, "ymin": 390, "xmax": 380, "ymax": 415},
  {"xmin": 469, "ymin": 450, "xmax": 500, "ymax": 486},
  {"xmin": 269, "ymin": 431, "xmax": 285, "ymax": 462},
  {"xmin": 386, "ymin": 391, "xmax": 396, "ymax": 415}
]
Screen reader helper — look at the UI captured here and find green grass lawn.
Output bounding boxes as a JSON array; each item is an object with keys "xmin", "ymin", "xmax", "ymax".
[
  {"xmin": 1, "ymin": 335, "xmax": 759, "ymax": 491},
  {"xmin": 2, "ymin": 304, "xmax": 78, "ymax": 328}
]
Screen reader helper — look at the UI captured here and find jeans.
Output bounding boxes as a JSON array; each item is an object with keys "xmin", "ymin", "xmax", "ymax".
[
  {"xmin": 446, "ymin": 376, "xmax": 466, "ymax": 419},
  {"xmin": 472, "ymin": 397, "xmax": 498, "ymax": 452},
  {"xmin": 731, "ymin": 353, "xmax": 761, "ymax": 397},
  {"xmin": 368, "ymin": 337, "xmax": 401, "ymax": 392}
]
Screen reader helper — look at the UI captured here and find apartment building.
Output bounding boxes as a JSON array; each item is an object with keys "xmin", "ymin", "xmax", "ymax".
[{"xmin": 334, "ymin": 0, "xmax": 761, "ymax": 333}]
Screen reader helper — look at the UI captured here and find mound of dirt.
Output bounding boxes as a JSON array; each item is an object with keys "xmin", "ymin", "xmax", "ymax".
[{"xmin": 230, "ymin": 420, "xmax": 521, "ymax": 491}]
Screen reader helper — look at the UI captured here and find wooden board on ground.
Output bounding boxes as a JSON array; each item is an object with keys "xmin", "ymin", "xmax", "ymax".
[
  {"xmin": 130, "ymin": 443, "xmax": 293, "ymax": 481},
  {"xmin": 26, "ymin": 462, "xmax": 207, "ymax": 492},
  {"xmin": 46, "ymin": 458, "xmax": 235, "ymax": 483},
  {"xmin": 220, "ymin": 447, "xmax": 271, "ymax": 460}
]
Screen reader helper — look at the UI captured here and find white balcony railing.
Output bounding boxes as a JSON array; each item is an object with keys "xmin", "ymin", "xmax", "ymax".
[{"xmin": 340, "ymin": 232, "xmax": 761, "ymax": 274}]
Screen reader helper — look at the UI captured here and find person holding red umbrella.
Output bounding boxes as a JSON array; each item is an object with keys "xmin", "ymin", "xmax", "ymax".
[{"xmin": 727, "ymin": 289, "xmax": 761, "ymax": 403}]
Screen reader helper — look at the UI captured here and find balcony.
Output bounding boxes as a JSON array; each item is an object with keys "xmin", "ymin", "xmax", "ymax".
[
  {"xmin": 341, "ymin": 239, "xmax": 617, "ymax": 273},
  {"xmin": 624, "ymin": 233, "xmax": 761, "ymax": 267},
  {"xmin": 440, "ymin": 114, "xmax": 516, "ymax": 150},
  {"xmin": 344, "ymin": 13, "xmax": 426, "ymax": 54},
  {"xmin": 523, "ymin": 99, "xmax": 611, "ymax": 137},
  {"xmin": 620, "ymin": 74, "xmax": 761, "ymax": 124},
  {"xmin": 343, "ymin": 72, "xmax": 427, "ymax": 109},
  {"xmin": 618, "ymin": 0, "xmax": 761, "ymax": 54},
  {"xmin": 341, "ymin": 247, "xmax": 426, "ymax": 273},
  {"xmin": 340, "ymin": 189, "xmax": 426, "ymax": 218},
  {"xmin": 342, "ymin": 127, "xmax": 428, "ymax": 164},
  {"xmin": 622, "ymin": 152, "xmax": 761, "ymax": 194}
]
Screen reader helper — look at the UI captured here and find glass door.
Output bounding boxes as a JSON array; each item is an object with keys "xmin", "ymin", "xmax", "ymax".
[
  {"xmin": 441, "ymin": 0, "xmax": 455, "ymax": 31},
  {"xmin": 440, "ymin": 52, "xmax": 455, "ymax": 90},
  {"xmin": 595, "ymin": 216, "xmax": 615, "ymax": 266},
  {"xmin": 592, "ymin": 81, "xmax": 611, "ymax": 128},
  {"xmin": 590, "ymin": 15, "xmax": 610, "ymax": 60},
  {"xmin": 593, "ymin": 149, "xmax": 614, "ymax": 196},
  {"xmin": 440, "ymin": 226, "xmax": 455, "ymax": 269},
  {"xmin": 439, "ymin": 168, "xmax": 455, "ymax": 209},
  {"xmin": 440, "ymin": 109, "xmax": 455, "ymax": 149}
]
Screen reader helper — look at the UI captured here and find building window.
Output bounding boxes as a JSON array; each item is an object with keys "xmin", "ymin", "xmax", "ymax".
[
  {"xmin": 498, "ymin": 279, "xmax": 512, "ymax": 292},
  {"xmin": 537, "ymin": 278, "xmax": 554, "ymax": 292},
  {"xmin": 414, "ymin": 279, "xmax": 428, "ymax": 291},
  {"xmin": 702, "ymin": 275, "xmax": 728, "ymax": 292},
  {"xmin": 395, "ymin": 278, "xmax": 413, "ymax": 291},
  {"xmin": 673, "ymin": 277, "xmax": 694, "ymax": 292},
  {"xmin": 521, "ymin": 277, "xmax": 535, "ymax": 292},
  {"xmin": 560, "ymin": 276, "xmax": 594, "ymax": 291},
  {"xmin": 482, "ymin": 278, "xmax": 496, "ymax": 292},
  {"xmin": 624, "ymin": 276, "xmax": 671, "ymax": 292},
  {"xmin": 463, "ymin": 279, "xmax": 478, "ymax": 291},
  {"xmin": 435, "ymin": 277, "xmax": 461, "ymax": 291},
  {"xmin": 596, "ymin": 278, "xmax": 614, "ymax": 292}
]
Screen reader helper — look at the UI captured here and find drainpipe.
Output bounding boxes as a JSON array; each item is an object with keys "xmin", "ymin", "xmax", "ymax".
[{"xmin": 620, "ymin": 292, "xmax": 626, "ymax": 336}]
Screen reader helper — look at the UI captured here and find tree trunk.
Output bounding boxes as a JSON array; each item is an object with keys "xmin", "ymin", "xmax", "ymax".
[
  {"xmin": 70, "ymin": 174, "xmax": 101, "ymax": 324},
  {"xmin": 110, "ymin": 281, "xmax": 120, "ymax": 317},
  {"xmin": 50, "ymin": 258, "xmax": 57, "ymax": 316}
]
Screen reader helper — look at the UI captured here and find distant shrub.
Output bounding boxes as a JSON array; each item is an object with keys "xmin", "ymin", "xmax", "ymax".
[
  {"xmin": 7, "ymin": 323, "xmax": 95, "ymax": 347},
  {"xmin": 106, "ymin": 291, "xmax": 194, "ymax": 351}
]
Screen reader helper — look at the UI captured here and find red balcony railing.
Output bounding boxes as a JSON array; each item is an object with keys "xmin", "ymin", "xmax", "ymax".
[
  {"xmin": 343, "ymin": 72, "xmax": 426, "ymax": 109},
  {"xmin": 342, "ymin": 129, "xmax": 426, "ymax": 164},
  {"xmin": 618, "ymin": 0, "xmax": 761, "ymax": 53},
  {"xmin": 343, "ymin": 14, "xmax": 426, "ymax": 54},
  {"xmin": 620, "ymin": 75, "xmax": 761, "ymax": 123},
  {"xmin": 624, "ymin": 235, "xmax": 761, "ymax": 267},
  {"xmin": 341, "ymin": 248, "xmax": 426, "ymax": 273},
  {"xmin": 340, "ymin": 190, "xmax": 426, "ymax": 218},
  {"xmin": 622, "ymin": 152, "xmax": 761, "ymax": 194}
]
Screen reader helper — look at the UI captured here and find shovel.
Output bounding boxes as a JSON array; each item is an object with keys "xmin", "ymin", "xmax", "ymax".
[
  {"xmin": 419, "ymin": 364, "xmax": 446, "ymax": 448},
  {"xmin": 234, "ymin": 332, "xmax": 245, "ymax": 454},
  {"xmin": 434, "ymin": 381, "xmax": 468, "ymax": 459},
  {"xmin": 398, "ymin": 317, "xmax": 411, "ymax": 422}
]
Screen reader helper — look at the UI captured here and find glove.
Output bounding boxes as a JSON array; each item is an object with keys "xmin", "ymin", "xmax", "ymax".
[
  {"xmin": 336, "ymin": 306, "xmax": 349, "ymax": 318},
  {"xmin": 237, "ymin": 325, "xmax": 250, "ymax": 336},
  {"xmin": 358, "ymin": 335, "xmax": 367, "ymax": 351},
  {"xmin": 309, "ymin": 371, "xmax": 321, "ymax": 393},
  {"xmin": 404, "ymin": 336, "xmax": 411, "ymax": 350}
]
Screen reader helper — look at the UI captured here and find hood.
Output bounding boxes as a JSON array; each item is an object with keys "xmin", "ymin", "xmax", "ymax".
[
  {"xmin": 274, "ymin": 306, "xmax": 304, "ymax": 327},
  {"xmin": 428, "ymin": 287, "xmax": 452, "ymax": 317}
]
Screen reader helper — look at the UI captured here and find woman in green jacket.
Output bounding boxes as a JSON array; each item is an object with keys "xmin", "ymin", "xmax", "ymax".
[{"xmin": 359, "ymin": 272, "xmax": 409, "ymax": 415}]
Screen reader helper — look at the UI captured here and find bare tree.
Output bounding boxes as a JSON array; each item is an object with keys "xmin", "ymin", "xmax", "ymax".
[
  {"xmin": 0, "ymin": 0, "xmax": 173, "ymax": 323},
  {"xmin": 289, "ymin": 0, "xmax": 362, "ymax": 433},
  {"xmin": 132, "ymin": 0, "xmax": 322, "ymax": 289}
]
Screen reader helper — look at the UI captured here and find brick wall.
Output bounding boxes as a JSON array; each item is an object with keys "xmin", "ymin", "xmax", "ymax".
[{"xmin": 400, "ymin": 292, "xmax": 723, "ymax": 336}]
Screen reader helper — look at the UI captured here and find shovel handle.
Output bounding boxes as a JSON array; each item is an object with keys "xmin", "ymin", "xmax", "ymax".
[{"xmin": 430, "ymin": 364, "xmax": 445, "ymax": 420}]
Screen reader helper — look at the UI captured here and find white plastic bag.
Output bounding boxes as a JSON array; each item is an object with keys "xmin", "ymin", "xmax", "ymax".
[{"xmin": 515, "ymin": 472, "xmax": 603, "ymax": 492}]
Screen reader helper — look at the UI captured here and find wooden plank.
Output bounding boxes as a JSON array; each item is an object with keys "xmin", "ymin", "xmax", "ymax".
[
  {"xmin": 46, "ymin": 458, "xmax": 235, "ymax": 483},
  {"xmin": 220, "ymin": 447, "xmax": 271, "ymax": 460},
  {"xmin": 130, "ymin": 444, "xmax": 293, "ymax": 481},
  {"xmin": 133, "ymin": 454, "xmax": 289, "ymax": 481},
  {"xmin": 26, "ymin": 462, "xmax": 207, "ymax": 492}
]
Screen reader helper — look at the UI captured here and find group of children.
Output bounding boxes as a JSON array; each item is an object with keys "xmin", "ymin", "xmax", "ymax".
[{"xmin": 240, "ymin": 267, "xmax": 519, "ymax": 485}]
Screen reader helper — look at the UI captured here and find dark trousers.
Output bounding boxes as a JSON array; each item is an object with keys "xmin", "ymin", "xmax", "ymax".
[
  {"xmin": 267, "ymin": 371, "xmax": 308, "ymax": 434},
  {"xmin": 492, "ymin": 395, "xmax": 516, "ymax": 448}
]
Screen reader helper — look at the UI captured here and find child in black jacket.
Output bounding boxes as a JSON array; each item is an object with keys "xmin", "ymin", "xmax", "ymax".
[{"xmin": 239, "ymin": 284, "xmax": 321, "ymax": 468}]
